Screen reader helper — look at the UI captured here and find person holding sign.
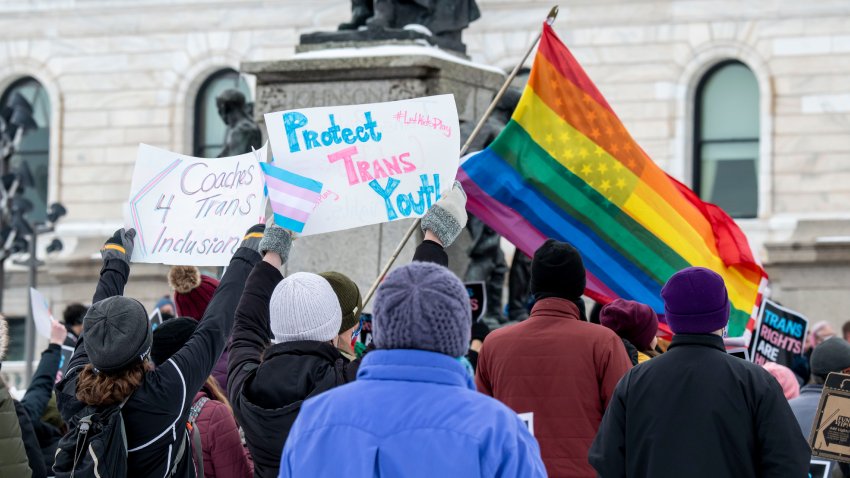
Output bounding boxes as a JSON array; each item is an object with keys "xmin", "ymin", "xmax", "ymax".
[
  {"xmin": 54, "ymin": 225, "xmax": 265, "ymax": 478},
  {"xmin": 230, "ymin": 182, "xmax": 475, "ymax": 478},
  {"xmin": 589, "ymin": 267, "xmax": 811, "ymax": 478}
]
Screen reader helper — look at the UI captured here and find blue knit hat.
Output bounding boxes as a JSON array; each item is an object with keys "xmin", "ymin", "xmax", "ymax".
[{"xmin": 373, "ymin": 262, "xmax": 471, "ymax": 357}]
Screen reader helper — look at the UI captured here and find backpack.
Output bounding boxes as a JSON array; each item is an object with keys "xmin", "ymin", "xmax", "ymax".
[
  {"xmin": 53, "ymin": 403, "xmax": 128, "ymax": 478},
  {"xmin": 186, "ymin": 397, "xmax": 208, "ymax": 478},
  {"xmin": 54, "ymin": 398, "xmax": 192, "ymax": 478}
]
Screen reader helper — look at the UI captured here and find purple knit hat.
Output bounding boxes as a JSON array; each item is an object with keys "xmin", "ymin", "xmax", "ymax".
[
  {"xmin": 600, "ymin": 299, "xmax": 659, "ymax": 350},
  {"xmin": 373, "ymin": 261, "xmax": 471, "ymax": 357},
  {"xmin": 661, "ymin": 267, "xmax": 730, "ymax": 334}
]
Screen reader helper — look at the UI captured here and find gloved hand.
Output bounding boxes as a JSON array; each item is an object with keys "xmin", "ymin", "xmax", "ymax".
[
  {"xmin": 240, "ymin": 224, "xmax": 266, "ymax": 253},
  {"xmin": 420, "ymin": 181, "xmax": 467, "ymax": 247},
  {"xmin": 101, "ymin": 228, "xmax": 135, "ymax": 263},
  {"xmin": 258, "ymin": 225, "xmax": 293, "ymax": 264}
]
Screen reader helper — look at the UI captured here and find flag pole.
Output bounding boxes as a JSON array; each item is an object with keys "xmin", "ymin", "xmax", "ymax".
[{"xmin": 361, "ymin": 5, "xmax": 560, "ymax": 308}]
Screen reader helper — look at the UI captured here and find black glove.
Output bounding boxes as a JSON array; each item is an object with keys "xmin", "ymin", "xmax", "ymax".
[
  {"xmin": 101, "ymin": 228, "xmax": 135, "ymax": 263},
  {"xmin": 240, "ymin": 224, "xmax": 266, "ymax": 253}
]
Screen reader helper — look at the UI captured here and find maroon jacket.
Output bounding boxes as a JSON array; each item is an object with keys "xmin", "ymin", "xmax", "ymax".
[
  {"xmin": 192, "ymin": 390, "xmax": 253, "ymax": 478},
  {"xmin": 475, "ymin": 297, "xmax": 631, "ymax": 478}
]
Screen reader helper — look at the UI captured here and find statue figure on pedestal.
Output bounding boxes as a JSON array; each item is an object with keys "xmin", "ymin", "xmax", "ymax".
[
  {"xmin": 215, "ymin": 89, "xmax": 262, "ymax": 158},
  {"xmin": 339, "ymin": 0, "xmax": 480, "ymax": 46}
]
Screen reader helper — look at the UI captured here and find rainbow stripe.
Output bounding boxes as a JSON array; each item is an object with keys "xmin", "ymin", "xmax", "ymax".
[
  {"xmin": 459, "ymin": 24, "xmax": 767, "ymax": 335},
  {"xmin": 260, "ymin": 162, "xmax": 323, "ymax": 233}
]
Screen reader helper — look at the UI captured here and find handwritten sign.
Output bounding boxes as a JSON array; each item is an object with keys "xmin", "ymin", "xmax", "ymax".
[
  {"xmin": 750, "ymin": 300, "xmax": 808, "ymax": 368},
  {"xmin": 264, "ymin": 95, "xmax": 459, "ymax": 235},
  {"xmin": 124, "ymin": 143, "xmax": 267, "ymax": 266},
  {"xmin": 811, "ymin": 372, "xmax": 850, "ymax": 464},
  {"xmin": 465, "ymin": 282, "xmax": 486, "ymax": 323},
  {"xmin": 30, "ymin": 287, "xmax": 53, "ymax": 339}
]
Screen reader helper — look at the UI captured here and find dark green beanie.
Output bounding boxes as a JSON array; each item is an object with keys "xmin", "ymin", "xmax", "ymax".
[{"xmin": 319, "ymin": 271, "xmax": 362, "ymax": 334}]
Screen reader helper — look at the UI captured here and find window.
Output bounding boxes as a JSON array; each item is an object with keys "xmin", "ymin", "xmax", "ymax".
[
  {"xmin": 193, "ymin": 69, "xmax": 252, "ymax": 158},
  {"xmin": 1, "ymin": 77, "xmax": 51, "ymax": 222},
  {"xmin": 694, "ymin": 61, "xmax": 759, "ymax": 218}
]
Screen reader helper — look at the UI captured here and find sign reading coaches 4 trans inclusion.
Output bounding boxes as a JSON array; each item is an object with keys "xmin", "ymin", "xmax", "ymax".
[
  {"xmin": 264, "ymin": 94, "xmax": 460, "ymax": 236},
  {"xmin": 124, "ymin": 143, "xmax": 268, "ymax": 266}
]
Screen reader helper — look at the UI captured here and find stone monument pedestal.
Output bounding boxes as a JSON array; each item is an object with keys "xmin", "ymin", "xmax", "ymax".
[{"xmin": 242, "ymin": 45, "xmax": 504, "ymax": 308}]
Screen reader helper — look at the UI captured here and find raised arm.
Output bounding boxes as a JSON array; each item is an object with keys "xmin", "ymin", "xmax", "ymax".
[
  {"xmin": 414, "ymin": 181, "xmax": 468, "ymax": 266},
  {"xmin": 228, "ymin": 226, "xmax": 291, "ymax": 402},
  {"xmin": 165, "ymin": 225, "xmax": 265, "ymax": 406},
  {"xmin": 20, "ymin": 320, "xmax": 66, "ymax": 424}
]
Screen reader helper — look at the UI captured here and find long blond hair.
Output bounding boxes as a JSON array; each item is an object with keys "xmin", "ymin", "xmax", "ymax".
[{"xmin": 203, "ymin": 376, "xmax": 232, "ymax": 414}]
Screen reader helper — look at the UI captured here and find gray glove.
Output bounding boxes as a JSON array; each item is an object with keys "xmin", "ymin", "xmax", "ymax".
[
  {"xmin": 259, "ymin": 225, "xmax": 293, "ymax": 263},
  {"xmin": 101, "ymin": 228, "xmax": 135, "ymax": 263},
  {"xmin": 240, "ymin": 224, "xmax": 266, "ymax": 253},
  {"xmin": 421, "ymin": 181, "xmax": 468, "ymax": 247}
]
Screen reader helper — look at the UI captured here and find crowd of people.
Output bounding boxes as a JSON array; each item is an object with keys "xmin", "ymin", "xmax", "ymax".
[{"xmin": 0, "ymin": 181, "xmax": 844, "ymax": 477}]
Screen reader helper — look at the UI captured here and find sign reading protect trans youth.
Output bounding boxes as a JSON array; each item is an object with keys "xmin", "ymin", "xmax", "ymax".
[{"xmin": 264, "ymin": 95, "xmax": 460, "ymax": 236}]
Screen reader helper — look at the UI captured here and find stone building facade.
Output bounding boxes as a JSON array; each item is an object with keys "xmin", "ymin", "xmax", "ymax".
[{"xmin": 1, "ymin": 0, "xmax": 849, "ymax": 381}]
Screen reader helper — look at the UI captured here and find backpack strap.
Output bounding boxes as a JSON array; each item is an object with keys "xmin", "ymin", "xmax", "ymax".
[{"xmin": 187, "ymin": 397, "xmax": 209, "ymax": 478}]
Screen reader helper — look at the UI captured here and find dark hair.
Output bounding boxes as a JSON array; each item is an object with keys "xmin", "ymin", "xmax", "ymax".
[
  {"xmin": 843, "ymin": 321, "xmax": 850, "ymax": 338},
  {"xmin": 76, "ymin": 360, "xmax": 152, "ymax": 406},
  {"xmin": 63, "ymin": 303, "xmax": 88, "ymax": 327}
]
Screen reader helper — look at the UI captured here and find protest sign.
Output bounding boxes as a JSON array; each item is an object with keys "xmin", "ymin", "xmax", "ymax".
[
  {"xmin": 810, "ymin": 459, "xmax": 833, "ymax": 478},
  {"xmin": 264, "ymin": 95, "xmax": 460, "ymax": 235},
  {"xmin": 811, "ymin": 372, "xmax": 850, "ymax": 464},
  {"xmin": 149, "ymin": 308, "xmax": 163, "ymax": 332},
  {"xmin": 56, "ymin": 343, "xmax": 75, "ymax": 384},
  {"xmin": 124, "ymin": 143, "xmax": 267, "ymax": 266},
  {"xmin": 29, "ymin": 287, "xmax": 53, "ymax": 339},
  {"xmin": 749, "ymin": 299, "xmax": 808, "ymax": 367},
  {"xmin": 465, "ymin": 282, "xmax": 486, "ymax": 323}
]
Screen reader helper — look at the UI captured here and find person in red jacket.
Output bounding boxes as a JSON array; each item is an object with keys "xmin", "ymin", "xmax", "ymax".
[
  {"xmin": 475, "ymin": 239, "xmax": 631, "ymax": 478},
  {"xmin": 151, "ymin": 317, "xmax": 253, "ymax": 478}
]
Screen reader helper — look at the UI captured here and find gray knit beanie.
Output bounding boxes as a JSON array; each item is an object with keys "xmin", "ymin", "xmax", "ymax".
[
  {"xmin": 373, "ymin": 262, "xmax": 471, "ymax": 357},
  {"xmin": 84, "ymin": 296, "xmax": 151, "ymax": 374},
  {"xmin": 811, "ymin": 337, "xmax": 850, "ymax": 377},
  {"xmin": 269, "ymin": 272, "xmax": 341, "ymax": 343}
]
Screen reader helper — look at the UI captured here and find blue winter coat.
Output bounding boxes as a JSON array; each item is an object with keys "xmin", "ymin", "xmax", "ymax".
[{"xmin": 280, "ymin": 349, "xmax": 547, "ymax": 478}]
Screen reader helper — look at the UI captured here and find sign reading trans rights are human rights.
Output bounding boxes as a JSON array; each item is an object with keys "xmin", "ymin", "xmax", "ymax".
[
  {"xmin": 264, "ymin": 95, "xmax": 460, "ymax": 236},
  {"xmin": 750, "ymin": 299, "xmax": 809, "ymax": 368}
]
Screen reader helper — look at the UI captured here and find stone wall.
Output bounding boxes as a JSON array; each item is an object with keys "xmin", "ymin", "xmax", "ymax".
[{"xmin": 0, "ymin": 0, "xmax": 849, "ymax": 326}]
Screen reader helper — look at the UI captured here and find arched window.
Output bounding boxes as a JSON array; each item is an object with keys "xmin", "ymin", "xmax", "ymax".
[
  {"xmin": 694, "ymin": 61, "xmax": 759, "ymax": 218},
  {"xmin": 1, "ymin": 77, "xmax": 51, "ymax": 222},
  {"xmin": 193, "ymin": 68, "xmax": 252, "ymax": 158}
]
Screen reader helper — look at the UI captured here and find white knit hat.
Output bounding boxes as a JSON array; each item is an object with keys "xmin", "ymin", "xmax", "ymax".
[{"xmin": 269, "ymin": 272, "xmax": 342, "ymax": 344}]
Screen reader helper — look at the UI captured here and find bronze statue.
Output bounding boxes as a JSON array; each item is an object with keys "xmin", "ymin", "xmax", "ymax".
[
  {"xmin": 215, "ymin": 89, "xmax": 262, "ymax": 158},
  {"xmin": 338, "ymin": 0, "xmax": 480, "ymax": 48}
]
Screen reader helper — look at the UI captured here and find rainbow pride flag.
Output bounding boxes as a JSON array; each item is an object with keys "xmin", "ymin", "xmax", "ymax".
[{"xmin": 459, "ymin": 23, "xmax": 767, "ymax": 336}]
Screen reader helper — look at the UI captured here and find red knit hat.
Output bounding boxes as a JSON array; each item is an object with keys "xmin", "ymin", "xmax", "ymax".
[
  {"xmin": 168, "ymin": 266, "xmax": 219, "ymax": 321},
  {"xmin": 600, "ymin": 299, "xmax": 659, "ymax": 351}
]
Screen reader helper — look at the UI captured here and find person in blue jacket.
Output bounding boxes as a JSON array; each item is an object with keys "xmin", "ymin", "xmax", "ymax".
[{"xmin": 279, "ymin": 184, "xmax": 546, "ymax": 477}]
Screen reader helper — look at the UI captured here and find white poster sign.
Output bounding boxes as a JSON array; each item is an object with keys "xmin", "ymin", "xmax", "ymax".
[
  {"xmin": 124, "ymin": 143, "xmax": 268, "ymax": 266},
  {"xmin": 264, "ymin": 94, "xmax": 460, "ymax": 235},
  {"xmin": 30, "ymin": 287, "xmax": 53, "ymax": 339}
]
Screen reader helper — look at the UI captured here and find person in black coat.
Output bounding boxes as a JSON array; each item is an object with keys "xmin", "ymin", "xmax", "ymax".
[
  {"xmin": 229, "ymin": 183, "xmax": 468, "ymax": 478},
  {"xmin": 56, "ymin": 225, "xmax": 263, "ymax": 478},
  {"xmin": 589, "ymin": 267, "xmax": 811, "ymax": 478}
]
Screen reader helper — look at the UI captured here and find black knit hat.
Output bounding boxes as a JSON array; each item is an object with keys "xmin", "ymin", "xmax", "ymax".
[
  {"xmin": 84, "ymin": 296, "xmax": 151, "ymax": 374},
  {"xmin": 151, "ymin": 317, "xmax": 198, "ymax": 366},
  {"xmin": 530, "ymin": 239, "xmax": 586, "ymax": 301}
]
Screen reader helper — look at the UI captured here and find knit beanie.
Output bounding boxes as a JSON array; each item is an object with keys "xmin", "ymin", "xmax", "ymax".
[
  {"xmin": 762, "ymin": 362, "xmax": 800, "ymax": 400},
  {"xmin": 661, "ymin": 267, "xmax": 730, "ymax": 334},
  {"xmin": 269, "ymin": 272, "xmax": 341, "ymax": 343},
  {"xmin": 150, "ymin": 317, "xmax": 198, "ymax": 366},
  {"xmin": 811, "ymin": 337, "xmax": 850, "ymax": 377},
  {"xmin": 84, "ymin": 296, "xmax": 152, "ymax": 374},
  {"xmin": 168, "ymin": 266, "xmax": 220, "ymax": 321},
  {"xmin": 530, "ymin": 239, "xmax": 586, "ymax": 301},
  {"xmin": 600, "ymin": 299, "xmax": 659, "ymax": 351},
  {"xmin": 319, "ymin": 271, "xmax": 363, "ymax": 334},
  {"xmin": 373, "ymin": 262, "xmax": 471, "ymax": 357}
]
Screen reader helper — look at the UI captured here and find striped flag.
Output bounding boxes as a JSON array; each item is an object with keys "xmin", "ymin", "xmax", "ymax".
[
  {"xmin": 459, "ymin": 23, "xmax": 767, "ymax": 336},
  {"xmin": 260, "ymin": 162, "xmax": 323, "ymax": 233}
]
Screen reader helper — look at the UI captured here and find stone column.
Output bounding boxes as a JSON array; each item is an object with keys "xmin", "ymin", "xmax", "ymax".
[{"xmin": 242, "ymin": 47, "xmax": 504, "ymax": 308}]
